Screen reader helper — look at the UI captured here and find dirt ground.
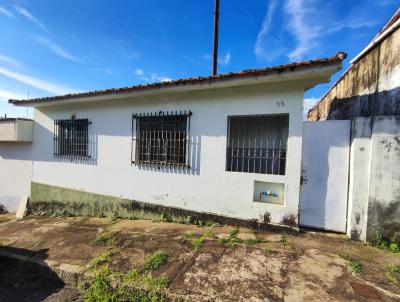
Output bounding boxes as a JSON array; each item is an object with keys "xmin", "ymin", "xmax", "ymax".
[{"xmin": 0, "ymin": 215, "xmax": 400, "ymax": 301}]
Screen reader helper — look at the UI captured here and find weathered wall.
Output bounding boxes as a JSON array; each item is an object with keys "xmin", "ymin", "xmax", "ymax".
[
  {"xmin": 347, "ymin": 117, "xmax": 372, "ymax": 241},
  {"xmin": 308, "ymin": 27, "xmax": 400, "ymax": 120},
  {"xmin": 29, "ymin": 182, "xmax": 297, "ymax": 232},
  {"xmin": 0, "ymin": 143, "xmax": 32, "ymax": 212},
  {"xmin": 347, "ymin": 116, "xmax": 400, "ymax": 242},
  {"xmin": 30, "ymin": 82, "xmax": 304, "ymax": 226},
  {"xmin": 366, "ymin": 116, "xmax": 400, "ymax": 242}
]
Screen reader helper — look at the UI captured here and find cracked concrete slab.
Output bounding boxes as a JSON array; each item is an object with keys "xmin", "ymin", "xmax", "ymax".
[{"xmin": 0, "ymin": 215, "xmax": 399, "ymax": 301}]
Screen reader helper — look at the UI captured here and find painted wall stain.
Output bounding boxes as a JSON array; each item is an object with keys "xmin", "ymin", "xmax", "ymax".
[
  {"xmin": 29, "ymin": 182, "xmax": 299, "ymax": 234},
  {"xmin": 263, "ymin": 212, "xmax": 271, "ymax": 223},
  {"xmin": 367, "ymin": 199, "xmax": 400, "ymax": 242},
  {"xmin": 281, "ymin": 214, "xmax": 297, "ymax": 227}
]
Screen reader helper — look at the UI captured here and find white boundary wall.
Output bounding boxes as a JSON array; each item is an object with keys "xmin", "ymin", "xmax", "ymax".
[{"xmin": 0, "ymin": 143, "xmax": 32, "ymax": 212}]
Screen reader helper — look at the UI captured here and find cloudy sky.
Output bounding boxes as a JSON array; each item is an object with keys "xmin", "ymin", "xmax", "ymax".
[{"xmin": 0, "ymin": 0, "xmax": 398, "ymax": 118}]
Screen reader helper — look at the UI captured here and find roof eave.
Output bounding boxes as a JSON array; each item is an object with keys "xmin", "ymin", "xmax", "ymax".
[{"xmin": 10, "ymin": 62, "xmax": 343, "ymax": 108}]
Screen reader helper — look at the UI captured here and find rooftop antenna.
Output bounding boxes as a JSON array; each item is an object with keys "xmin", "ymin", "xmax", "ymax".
[{"xmin": 212, "ymin": 0, "xmax": 220, "ymax": 76}]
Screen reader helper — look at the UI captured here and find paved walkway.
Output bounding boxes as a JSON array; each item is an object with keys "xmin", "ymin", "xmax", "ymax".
[{"xmin": 0, "ymin": 215, "xmax": 399, "ymax": 301}]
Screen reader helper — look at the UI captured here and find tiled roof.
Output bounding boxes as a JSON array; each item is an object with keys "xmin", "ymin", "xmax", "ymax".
[{"xmin": 10, "ymin": 52, "xmax": 346, "ymax": 105}]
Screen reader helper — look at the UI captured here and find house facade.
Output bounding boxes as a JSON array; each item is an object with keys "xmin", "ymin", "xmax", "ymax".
[{"xmin": 1, "ymin": 53, "xmax": 345, "ymax": 228}]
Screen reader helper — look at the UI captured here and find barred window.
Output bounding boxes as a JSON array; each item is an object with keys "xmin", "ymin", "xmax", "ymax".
[
  {"xmin": 54, "ymin": 118, "xmax": 90, "ymax": 158},
  {"xmin": 226, "ymin": 114, "xmax": 288, "ymax": 175},
  {"xmin": 132, "ymin": 111, "xmax": 191, "ymax": 167}
]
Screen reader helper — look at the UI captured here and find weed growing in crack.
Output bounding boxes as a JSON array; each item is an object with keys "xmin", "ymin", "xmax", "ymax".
[
  {"xmin": 243, "ymin": 238, "xmax": 264, "ymax": 245},
  {"xmin": 191, "ymin": 231, "xmax": 213, "ymax": 251},
  {"xmin": 191, "ymin": 237, "xmax": 205, "ymax": 251},
  {"xmin": 337, "ymin": 252, "xmax": 363, "ymax": 274},
  {"xmin": 92, "ymin": 231, "xmax": 116, "ymax": 246},
  {"xmin": 230, "ymin": 227, "xmax": 239, "ymax": 238},
  {"xmin": 144, "ymin": 251, "xmax": 168, "ymax": 270},
  {"xmin": 265, "ymin": 248, "xmax": 278, "ymax": 256},
  {"xmin": 219, "ymin": 227, "xmax": 265, "ymax": 248}
]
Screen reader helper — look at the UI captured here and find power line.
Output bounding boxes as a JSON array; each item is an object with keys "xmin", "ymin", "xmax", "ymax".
[
  {"xmin": 230, "ymin": 1, "xmax": 282, "ymax": 43},
  {"xmin": 229, "ymin": 1, "xmax": 312, "ymax": 61},
  {"xmin": 229, "ymin": 1, "xmax": 321, "ymax": 102}
]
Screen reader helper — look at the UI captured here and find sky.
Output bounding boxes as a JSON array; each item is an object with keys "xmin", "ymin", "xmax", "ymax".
[{"xmin": 0, "ymin": 0, "xmax": 398, "ymax": 119}]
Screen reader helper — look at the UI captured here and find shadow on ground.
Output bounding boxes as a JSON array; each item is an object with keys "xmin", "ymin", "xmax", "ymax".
[{"xmin": 0, "ymin": 247, "xmax": 75, "ymax": 302}]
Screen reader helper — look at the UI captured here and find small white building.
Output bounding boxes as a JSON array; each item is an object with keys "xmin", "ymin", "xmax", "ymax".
[{"xmin": 1, "ymin": 53, "xmax": 345, "ymax": 227}]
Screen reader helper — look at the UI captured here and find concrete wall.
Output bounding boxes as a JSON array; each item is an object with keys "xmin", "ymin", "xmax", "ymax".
[
  {"xmin": 0, "ymin": 121, "xmax": 15, "ymax": 141},
  {"xmin": 308, "ymin": 26, "xmax": 400, "ymax": 120},
  {"xmin": 0, "ymin": 143, "xmax": 32, "ymax": 212},
  {"xmin": 347, "ymin": 116, "xmax": 400, "ymax": 242},
  {"xmin": 30, "ymin": 82, "xmax": 304, "ymax": 226}
]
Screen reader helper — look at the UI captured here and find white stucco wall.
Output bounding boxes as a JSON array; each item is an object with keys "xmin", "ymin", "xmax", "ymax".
[
  {"xmin": 0, "ymin": 143, "xmax": 32, "ymax": 212},
  {"xmin": 30, "ymin": 83, "xmax": 304, "ymax": 225}
]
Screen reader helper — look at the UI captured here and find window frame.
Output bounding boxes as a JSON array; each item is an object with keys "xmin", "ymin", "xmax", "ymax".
[
  {"xmin": 131, "ymin": 111, "xmax": 192, "ymax": 167},
  {"xmin": 54, "ymin": 118, "xmax": 91, "ymax": 159},
  {"xmin": 225, "ymin": 114, "xmax": 289, "ymax": 175}
]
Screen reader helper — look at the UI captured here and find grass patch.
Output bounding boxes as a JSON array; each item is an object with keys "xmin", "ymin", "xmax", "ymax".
[
  {"xmin": 90, "ymin": 248, "xmax": 119, "ymax": 267},
  {"xmin": 385, "ymin": 265, "xmax": 400, "ymax": 284},
  {"xmin": 81, "ymin": 266, "xmax": 168, "ymax": 302},
  {"xmin": 144, "ymin": 251, "xmax": 168, "ymax": 270},
  {"xmin": 337, "ymin": 252, "xmax": 363, "ymax": 274},
  {"xmin": 91, "ymin": 231, "xmax": 116, "ymax": 246}
]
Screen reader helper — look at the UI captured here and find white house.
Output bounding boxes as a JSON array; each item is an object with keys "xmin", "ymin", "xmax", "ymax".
[{"xmin": 1, "ymin": 53, "xmax": 345, "ymax": 227}]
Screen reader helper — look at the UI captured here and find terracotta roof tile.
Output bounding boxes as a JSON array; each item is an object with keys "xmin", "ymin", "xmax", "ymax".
[{"xmin": 9, "ymin": 52, "xmax": 346, "ymax": 105}]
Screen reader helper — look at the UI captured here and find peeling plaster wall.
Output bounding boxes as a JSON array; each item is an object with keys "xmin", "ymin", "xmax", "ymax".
[
  {"xmin": 308, "ymin": 27, "xmax": 400, "ymax": 121},
  {"xmin": 347, "ymin": 116, "xmax": 400, "ymax": 242}
]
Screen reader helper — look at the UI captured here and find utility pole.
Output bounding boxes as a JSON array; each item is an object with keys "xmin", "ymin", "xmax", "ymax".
[{"xmin": 212, "ymin": 0, "xmax": 220, "ymax": 76}]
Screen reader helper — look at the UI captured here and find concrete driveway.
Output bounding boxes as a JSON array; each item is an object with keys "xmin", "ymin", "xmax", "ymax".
[{"xmin": 0, "ymin": 215, "xmax": 399, "ymax": 301}]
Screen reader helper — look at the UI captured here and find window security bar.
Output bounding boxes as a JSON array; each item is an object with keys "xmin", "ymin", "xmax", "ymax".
[
  {"xmin": 54, "ymin": 118, "xmax": 91, "ymax": 159},
  {"xmin": 226, "ymin": 115, "xmax": 288, "ymax": 175},
  {"xmin": 131, "ymin": 111, "xmax": 192, "ymax": 167}
]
